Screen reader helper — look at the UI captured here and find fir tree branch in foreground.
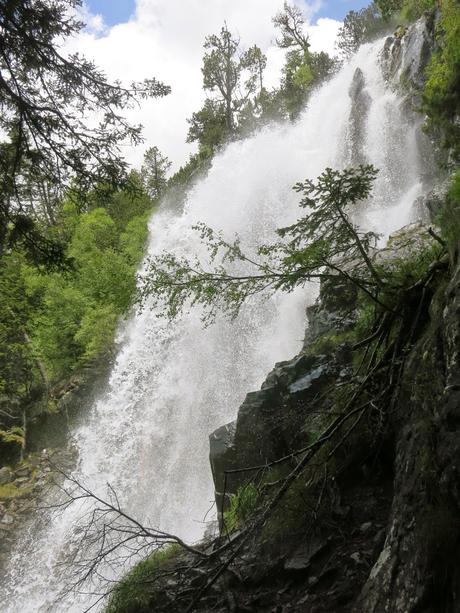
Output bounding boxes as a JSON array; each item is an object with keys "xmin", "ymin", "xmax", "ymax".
[{"xmin": 139, "ymin": 165, "xmax": 385, "ymax": 323}]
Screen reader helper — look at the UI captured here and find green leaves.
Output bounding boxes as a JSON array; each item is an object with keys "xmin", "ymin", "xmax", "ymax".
[
  {"xmin": 23, "ymin": 186, "xmax": 154, "ymax": 382},
  {"xmin": 274, "ymin": 5, "xmax": 338, "ymax": 119},
  {"xmin": 196, "ymin": 24, "xmax": 267, "ymax": 141},
  {"xmin": 423, "ymin": 0, "xmax": 460, "ymax": 160},
  {"xmin": 0, "ymin": 427, "xmax": 25, "ymax": 447},
  {"xmin": 141, "ymin": 147, "xmax": 172, "ymax": 200}
]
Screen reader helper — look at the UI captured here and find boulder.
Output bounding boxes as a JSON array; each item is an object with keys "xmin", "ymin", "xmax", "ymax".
[{"xmin": 0, "ymin": 467, "xmax": 13, "ymax": 486}]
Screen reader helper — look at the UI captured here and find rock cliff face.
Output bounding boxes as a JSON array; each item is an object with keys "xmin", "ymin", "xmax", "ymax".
[
  {"xmin": 205, "ymin": 222, "xmax": 460, "ymax": 613},
  {"xmin": 209, "ymin": 273, "xmax": 358, "ymax": 521},
  {"xmin": 355, "ymin": 260, "xmax": 460, "ymax": 612}
]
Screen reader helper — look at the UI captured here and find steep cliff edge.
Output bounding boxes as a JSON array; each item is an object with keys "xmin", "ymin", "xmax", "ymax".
[{"xmin": 204, "ymin": 223, "xmax": 457, "ymax": 613}]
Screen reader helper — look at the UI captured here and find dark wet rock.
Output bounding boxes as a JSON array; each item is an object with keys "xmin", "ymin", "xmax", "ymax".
[
  {"xmin": 353, "ymin": 261, "xmax": 460, "ymax": 612},
  {"xmin": 288, "ymin": 365, "xmax": 326, "ymax": 395},
  {"xmin": 381, "ymin": 12, "xmax": 436, "ymax": 94},
  {"xmin": 303, "ymin": 275, "xmax": 358, "ymax": 349},
  {"xmin": 209, "ymin": 421, "xmax": 237, "ymax": 513},
  {"xmin": 414, "ymin": 184, "xmax": 449, "ymax": 221},
  {"xmin": 284, "ymin": 539, "xmax": 328, "ymax": 573},
  {"xmin": 209, "ymin": 349, "xmax": 343, "ymax": 517},
  {"xmin": 0, "ymin": 467, "xmax": 13, "ymax": 485}
]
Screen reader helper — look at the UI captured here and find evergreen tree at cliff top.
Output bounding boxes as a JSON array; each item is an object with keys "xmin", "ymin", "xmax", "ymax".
[{"xmin": 187, "ymin": 24, "xmax": 267, "ymax": 153}]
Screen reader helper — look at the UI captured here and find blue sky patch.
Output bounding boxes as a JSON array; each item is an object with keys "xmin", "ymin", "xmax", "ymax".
[
  {"xmin": 86, "ymin": 0, "xmax": 135, "ymax": 26},
  {"xmin": 312, "ymin": 0, "xmax": 371, "ymax": 21},
  {"xmin": 85, "ymin": 0, "xmax": 371, "ymax": 28}
]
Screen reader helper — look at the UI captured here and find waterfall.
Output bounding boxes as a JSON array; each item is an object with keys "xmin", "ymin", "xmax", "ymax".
[{"xmin": 0, "ymin": 34, "xmax": 433, "ymax": 612}]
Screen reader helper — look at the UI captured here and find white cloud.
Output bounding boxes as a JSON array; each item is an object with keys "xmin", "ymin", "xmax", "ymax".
[
  {"xmin": 70, "ymin": 1, "xmax": 340, "ymax": 170},
  {"xmin": 307, "ymin": 17, "xmax": 341, "ymax": 54}
]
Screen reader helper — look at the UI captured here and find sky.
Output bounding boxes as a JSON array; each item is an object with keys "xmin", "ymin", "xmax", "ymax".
[
  {"xmin": 74, "ymin": 0, "xmax": 371, "ymax": 169},
  {"xmin": 85, "ymin": 0, "xmax": 371, "ymax": 27}
]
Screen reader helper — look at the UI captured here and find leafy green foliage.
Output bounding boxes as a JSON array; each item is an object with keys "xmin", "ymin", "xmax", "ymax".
[
  {"xmin": 336, "ymin": 0, "xmax": 437, "ymax": 59},
  {"xmin": 224, "ymin": 483, "xmax": 259, "ymax": 532},
  {"xmin": 187, "ymin": 99, "xmax": 229, "ymax": 153},
  {"xmin": 140, "ymin": 147, "xmax": 172, "ymax": 199},
  {"xmin": 336, "ymin": 2, "xmax": 389, "ymax": 57},
  {"xmin": 279, "ymin": 49, "xmax": 314, "ymax": 118},
  {"xmin": 0, "ymin": 180, "xmax": 153, "ymax": 459},
  {"xmin": 423, "ymin": 0, "xmax": 460, "ymax": 160},
  {"xmin": 400, "ymin": 0, "xmax": 436, "ymax": 21},
  {"xmin": 273, "ymin": 2, "xmax": 310, "ymax": 53},
  {"xmin": 140, "ymin": 166, "xmax": 384, "ymax": 324},
  {"xmin": 376, "ymin": 0, "xmax": 436, "ymax": 21},
  {"xmin": 187, "ymin": 25, "xmax": 269, "ymax": 152},
  {"xmin": 0, "ymin": 254, "xmax": 38, "ymax": 438},
  {"xmin": 273, "ymin": 3, "xmax": 338, "ymax": 119},
  {"xmin": 28, "ymin": 193, "xmax": 151, "ymax": 381},
  {"xmin": 186, "ymin": 6, "xmax": 338, "ymax": 151},
  {"xmin": 200, "ymin": 25, "xmax": 267, "ymax": 135},
  {"xmin": 437, "ymin": 170, "xmax": 460, "ymax": 256},
  {"xmin": 0, "ymin": 426, "xmax": 25, "ymax": 447},
  {"xmin": 376, "ymin": 0, "xmax": 404, "ymax": 20}
]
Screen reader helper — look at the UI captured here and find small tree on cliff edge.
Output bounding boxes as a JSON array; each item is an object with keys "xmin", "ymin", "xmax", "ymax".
[{"xmin": 139, "ymin": 165, "xmax": 388, "ymax": 323}]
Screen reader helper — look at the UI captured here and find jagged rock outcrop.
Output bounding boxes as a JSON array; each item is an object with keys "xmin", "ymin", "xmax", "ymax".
[
  {"xmin": 381, "ymin": 12, "xmax": 436, "ymax": 94},
  {"xmin": 206, "ymin": 221, "xmax": 460, "ymax": 612},
  {"xmin": 209, "ymin": 276, "xmax": 356, "ymax": 518}
]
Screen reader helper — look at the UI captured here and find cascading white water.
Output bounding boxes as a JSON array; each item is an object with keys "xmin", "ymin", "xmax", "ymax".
[{"xmin": 1, "ymin": 35, "xmax": 433, "ymax": 612}]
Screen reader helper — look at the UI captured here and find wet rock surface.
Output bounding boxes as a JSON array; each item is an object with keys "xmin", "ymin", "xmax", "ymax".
[
  {"xmin": 0, "ymin": 447, "xmax": 77, "ymax": 572},
  {"xmin": 347, "ymin": 67, "xmax": 372, "ymax": 165},
  {"xmin": 209, "ymin": 274, "xmax": 357, "ymax": 518},
  {"xmin": 199, "ymin": 225, "xmax": 459, "ymax": 612},
  {"xmin": 381, "ymin": 12, "xmax": 436, "ymax": 94}
]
